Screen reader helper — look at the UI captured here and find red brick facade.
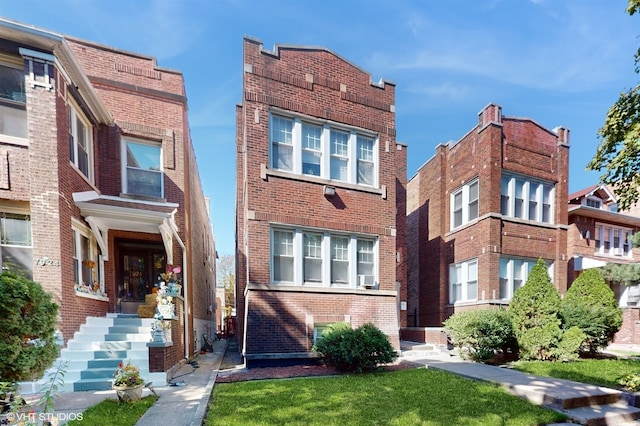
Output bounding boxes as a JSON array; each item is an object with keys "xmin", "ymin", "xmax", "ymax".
[
  {"xmin": 0, "ymin": 20, "xmax": 215, "ymax": 370},
  {"xmin": 407, "ymin": 104, "xmax": 569, "ymax": 327},
  {"xmin": 236, "ymin": 37, "xmax": 406, "ymax": 364}
]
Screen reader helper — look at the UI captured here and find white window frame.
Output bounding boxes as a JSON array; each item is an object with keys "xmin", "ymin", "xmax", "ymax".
[
  {"xmin": 449, "ymin": 258, "xmax": 478, "ymax": 303},
  {"xmin": 0, "ymin": 59, "xmax": 27, "ymax": 144},
  {"xmin": 499, "ymin": 257, "xmax": 553, "ymax": 300},
  {"xmin": 72, "ymin": 221, "xmax": 103, "ymax": 293},
  {"xmin": 269, "ymin": 112, "xmax": 379, "ymax": 188},
  {"xmin": 450, "ymin": 179, "xmax": 479, "ymax": 230},
  {"xmin": 121, "ymin": 137, "xmax": 164, "ymax": 198},
  {"xmin": 68, "ymin": 100, "xmax": 93, "ymax": 182},
  {"xmin": 585, "ymin": 196, "xmax": 602, "ymax": 209},
  {"xmin": 500, "ymin": 174, "xmax": 554, "ymax": 224},
  {"xmin": 594, "ymin": 223, "xmax": 633, "ymax": 257},
  {"xmin": 0, "ymin": 210, "xmax": 32, "ymax": 279},
  {"xmin": 270, "ymin": 226, "xmax": 378, "ymax": 289}
]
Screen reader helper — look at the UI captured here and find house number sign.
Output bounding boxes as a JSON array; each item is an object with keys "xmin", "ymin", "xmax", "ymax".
[{"xmin": 36, "ymin": 257, "xmax": 60, "ymax": 267}]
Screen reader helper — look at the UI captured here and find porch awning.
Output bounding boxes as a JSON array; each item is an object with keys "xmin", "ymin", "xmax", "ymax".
[
  {"xmin": 73, "ymin": 191, "xmax": 179, "ymax": 262},
  {"xmin": 573, "ymin": 255, "xmax": 607, "ymax": 271}
]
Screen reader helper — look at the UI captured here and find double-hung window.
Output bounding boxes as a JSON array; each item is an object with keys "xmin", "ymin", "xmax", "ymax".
[
  {"xmin": 270, "ymin": 113, "xmax": 378, "ymax": 187},
  {"xmin": 0, "ymin": 212, "xmax": 32, "ymax": 279},
  {"xmin": 72, "ymin": 223, "xmax": 102, "ymax": 293},
  {"xmin": 68, "ymin": 102, "xmax": 93, "ymax": 181},
  {"xmin": 123, "ymin": 138, "xmax": 163, "ymax": 198},
  {"xmin": 450, "ymin": 179, "xmax": 479, "ymax": 229},
  {"xmin": 449, "ymin": 258, "xmax": 478, "ymax": 303},
  {"xmin": 594, "ymin": 223, "xmax": 633, "ymax": 257},
  {"xmin": 0, "ymin": 62, "xmax": 27, "ymax": 141},
  {"xmin": 271, "ymin": 227, "xmax": 377, "ymax": 288},
  {"xmin": 501, "ymin": 174, "xmax": 554, "ymax": 224},
  {"xmin": 499, "ymin": 257, "xmax": 553, "ymax": 300}
]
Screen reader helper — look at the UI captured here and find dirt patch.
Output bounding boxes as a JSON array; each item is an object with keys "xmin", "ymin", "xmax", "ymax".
[{"xmin": 215, "ymin": 360, "xmax": 418, "ymax": 383}]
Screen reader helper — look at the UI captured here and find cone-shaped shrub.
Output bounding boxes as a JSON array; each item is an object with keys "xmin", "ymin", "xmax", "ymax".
[{"xmin": 561, "ymin": 268, "xmax": 622, "ymax": 353}]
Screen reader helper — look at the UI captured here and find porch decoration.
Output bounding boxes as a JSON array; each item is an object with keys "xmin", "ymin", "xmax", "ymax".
[
  {"xmin": 151, "ymin": 313, "xmax": 172, "ymax": 342},
  {"xmin": 156, "ymin": 286, "xmax": 175, "ymax": 318},
  {"xmin": 112, "ymin": 361, "xmax": 145, "ymax": 402},
  {"xmin": 160, "ymin": 265, "xmax": 182, "ymax": 296}
]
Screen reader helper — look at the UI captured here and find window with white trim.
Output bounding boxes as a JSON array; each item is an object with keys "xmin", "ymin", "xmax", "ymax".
[
  {"xmin": 595, "ymin": 223, "xmax": 632, "ymax": 257},
  {"xmin": 0, "ymin": 61, "xmax": 27, "ymax": 141},
  {"xmin": 586, "ymin": 197, "xmax": 602, "ymax": 209},
  {"xmin": 499, "ymin": 257, "xmax": 553, "ymax": 300},
  {"xmin": 122, "ymin": 138, "xmax": 163, "ymax": 198},
  {"xmin": 68, "ymin": 102, "xmax": 93, "ymax": 181},
  {"xmin": 449, "ymin": 258, "xmax": 478, "ymax": 303},
  {"xmin": 271, "ymin": 226, "xmax": 377, "ymax": 288},
  {"xmin": 0, "ymin": 212, "xmax": 32, "ymax": 279},
  {"xmin": 270, "ymin": 113, "xmax": 378, "ymax": 187},
  {"xmin": 501, "ymin": 174, "xmax": 554, "ymax": 224},
  {"xmin": 72, "ymin": 224, "xmax": 102, "ymax": 292},
  {"xmin": 451, "ymin": 179, "xmax": 479, "ymax": 229}
]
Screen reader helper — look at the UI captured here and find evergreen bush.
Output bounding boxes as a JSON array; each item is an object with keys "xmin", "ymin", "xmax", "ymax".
[
  {"xmin": 313, "ymin": 322, "xmax": 397, "ymax": 372},
  {"xmin": 0, "ymin": 271, "xmax": 59, "ymax": 381},
  {"xmin": 443, "ymin": 309, "xmax": 518, "ymax": 363},
  {"xmin": 561, "ymin": 268, "xmax": 622, "ymax": 353}
]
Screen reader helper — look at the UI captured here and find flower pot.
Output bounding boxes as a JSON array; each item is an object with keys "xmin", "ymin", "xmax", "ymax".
[
  {"xmin": 113, "ymin": 384, "xmax": 143, "ymax": 402},
  {"xmin": 167, "ymin": 281, "xmax": 181, "ymax": 296}
]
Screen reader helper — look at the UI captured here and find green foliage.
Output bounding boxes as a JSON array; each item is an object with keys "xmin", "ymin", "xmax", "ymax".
[
  {"xmin": 556, "ymin": 326, "xmax": 587, "ymax": 362},
  {"xmin": 561, "ymin": 269, "xmax": 622, "ymax": 353},
  {"xmin": 312, "ymin": 322, "xmax": 397, "ymax": 372},
  {"xmin": 619, "ymin": 373, "xmax": 640, "ymax": 391},
  {"xmin": 39, "ymin": 360, "xmax": 68, "ymax": 413},
  {"xmin": 443, "ymin": 309, "xmax": 518, "ymax": 363},
  {"xmin": 599, "ymin": 262, "xmax": 640, "ymax": 286},
  {"xmin": 0, "ymin": 271, "xmax": 59, "ymax": 381},
  {"xmin": 67, "ymin": 395, "xmax": 158, "ymax": 426},
  {"xmin": 509, "ymin": 259, "xmax": 564, "ymax": 361}
]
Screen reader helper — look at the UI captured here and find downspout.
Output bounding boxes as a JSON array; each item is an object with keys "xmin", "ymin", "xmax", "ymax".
[{"xmin": 167, "ymin": 219, "xmax": 189, "ymax": 360}]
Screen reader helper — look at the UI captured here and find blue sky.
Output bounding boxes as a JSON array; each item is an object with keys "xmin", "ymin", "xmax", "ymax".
[{"xmin": 1, "ymin": 0, "xmax": 638, "ymax": 257}]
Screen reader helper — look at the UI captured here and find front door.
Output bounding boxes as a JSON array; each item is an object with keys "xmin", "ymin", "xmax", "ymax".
[{"xmin": 117, "ymin": 241, "xmax": 166, "ymax": 313}]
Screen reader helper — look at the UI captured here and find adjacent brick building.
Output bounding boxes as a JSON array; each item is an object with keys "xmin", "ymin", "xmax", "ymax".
[
  {"xmin": 236, "ymin": 37, "xmax": 407, "ymax": 365},
  {"xmin": 0, "ymin": 19, "xmax": 215, "ymax": 373},
  {"xmin": 406, "ymin": 104, "xmax": 569, "ymax": 331}
]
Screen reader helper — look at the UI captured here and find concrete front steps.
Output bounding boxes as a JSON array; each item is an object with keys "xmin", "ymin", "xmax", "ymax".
[
  {"xmin": 400, "ymin": 340, "xmax": 449, "ymax": 358},
  {"xmin": 19, "ymin": 314, "xmax": 167, "ymax": 394}
]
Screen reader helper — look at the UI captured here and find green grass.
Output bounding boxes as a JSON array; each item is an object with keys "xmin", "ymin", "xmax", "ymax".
[
  {"xmin": 66, "ymin": 395, "xmax": 158, "ymax": 426},
  {"xmin": 512, "ymin": 358, "xmax": 640, "ymax": 390},
  {"xmin": 205, "ymin": 369, "xmax": 566, "ymax": 425}
]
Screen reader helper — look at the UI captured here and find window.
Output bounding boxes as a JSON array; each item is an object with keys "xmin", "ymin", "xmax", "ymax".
[
  {"xmin": 68, "ymin": 103, "xmax": 93, "ymax": 180},
  {"xmin": 271, "ymin": 227, "xmax": 377, "ymax": 288},
  {"xmin": 501, "ymin": 174, "xmax": 554, "ymax": 224},
  {"xmin": 0, "ymin": 63, "xmax": 27, "ymax": 140},
  {"xmin": 449, "ymin": 258, "xmax": 478, "ymax": 303},
  {"xmin": 595, "ymin": 224, "xmax": 633, "ymax": 257},
  {"xmin": 499, "ymin": 257, "xmax": 553, "ymax": 300},
  {"xmin": 586, "ymin": 197, "xmax": 602, "ymax": 209},
  {"xmin": 270, "ymin": 113, "xmax": 378, "ymax": 187},
  {"xmin": 72, "ymin": 225, "xmax": 101, "ymax": 292},
  {"xmin": 0, "ymin": 212, "xmax": 32, "ymax": 279},
  {"xmin": 123, "ymin": 138, "xmax": 163, "ymax": 198},
  {"xmin": 450, "ymin": 179, "xmax": 479, "ymax": 229}
]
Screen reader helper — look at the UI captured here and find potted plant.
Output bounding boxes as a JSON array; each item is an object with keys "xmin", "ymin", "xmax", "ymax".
[
  {"xmin": 156, "ymin": 287, "xmax": 175, "ymax": 318},
  {"xmin": 160, "ymin": 265, "xmax": 182, "ymax": 296},
  {"xmin": 112, "ymin": 361, "xmax": 145, "ymax": 402}
]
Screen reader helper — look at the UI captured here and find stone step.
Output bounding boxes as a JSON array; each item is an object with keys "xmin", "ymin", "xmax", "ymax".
[
  {"xmin": 564, "ymin": 401, "xmax": 640, "ymax": 426},
  {"xmin": 73, "ymin": 378, "xmax": 114, "ymax": 392}
]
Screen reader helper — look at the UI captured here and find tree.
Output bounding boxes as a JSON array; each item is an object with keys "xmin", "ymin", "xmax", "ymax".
[
  {"xmin": 0, "ymin": 271, "xmax": 59, "ymax": 381},
  {"xmin": 587, "ymin": 1, "xmax": 640, "ymax": 211},
  {"xmin": 216, "ymin": 254, "xmax": 235, "ymax": 316},
  {"xmin": 561, "ymin": 269, "xmax": 622, "ymax": 353}
]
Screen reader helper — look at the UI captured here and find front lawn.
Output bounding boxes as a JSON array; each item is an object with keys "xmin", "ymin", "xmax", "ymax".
[
  {"xmin": 511, "ymin": 358, "xmax": 640, "ymax": 390},
  {"xmin": 206, "ymin": 368, "xmax": 566, "ymax": 425},
  {"xmin": 67, "ymin": 395, "xmax": 158, "ymax": 426}
]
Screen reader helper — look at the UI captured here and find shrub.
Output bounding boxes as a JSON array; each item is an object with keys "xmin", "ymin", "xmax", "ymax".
[
  {"xmin": 443, "ymin": 309, "xmax": 518, "ymax": 363},
  {"xmin": 555, "ymin": 326, "xmax": 587, "ymax": 362},
  {"xmin": 0, "ymin": 271, "xmax": 59, "ymax": 381},
  {"xmin": 509, "ymin": 259, "xmax": 565, "ymax": 361},
  {"xmin": 561, "ymin": 268, "xmax": 622, "ymax": 353},
  {"xmin": 619, "ymin": 373, "xmax": 640, "ymax": 391},
  {"xmin": 313, "ymin": 322, "xmax": 397, "ymax": 372}
]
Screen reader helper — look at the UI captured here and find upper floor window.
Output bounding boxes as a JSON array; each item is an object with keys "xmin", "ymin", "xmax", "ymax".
[
  {"xmin": 451, "ymin": 179, "xmax": 479, "ymax": 230},
  {"xmin": 270, "ymin": 113, "xmax": 378, "ymax": 187},
  {"xmin": 271, "ymin": 226, "xmax": 378, "ymax": 288},
  {"xmin": 501, "ymin": 174, "xmax": 554, "ymax": 224},
  {"xmin": 449, "ymin": 258, "xmax": 478, "ymax": 303},
  {"xmin": 595, "ymin": 224, "xmax": 632, "ymax": 257},
  {"xmin": 0, "ymin": 212, "xmax": 32, "ymax": 280},
  {"xmin": 586, "ymin": 197, "xmax": 602, "ymax": 209},
  {"xmin": 499, "ymin": 256, "xmax": 553, "ymax": 300},
  {"xmin": 68, "ymin": 103, "xmax": 93, "ymax": 181},
  {"xmin": 0, "ymin": 62, "xmax": 27, "ymax": 141},
  {"xmin": 122, "ymin": 138, "xmax": 163, "ymax": 198}
]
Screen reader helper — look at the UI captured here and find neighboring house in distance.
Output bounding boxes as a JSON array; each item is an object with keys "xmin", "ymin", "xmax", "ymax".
[
  {"xmin": 568, "ymin": 184, "xmax": 640, "ymax": 344},
  {"xmin": 405, "ymin": 103, "xmax": 569, "ymax": 342},
  {"xmin": 236, "ymin": 37, "xmax": 407, "ymax": 366},
  {"xmin": 0, "ymin": 18, "xmax": 215, "ymax": 389}
]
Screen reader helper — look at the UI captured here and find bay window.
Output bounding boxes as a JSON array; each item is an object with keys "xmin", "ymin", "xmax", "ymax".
[
  {"xmin": 449, "ymin": 258, "xmax": 478, "ymax": 303},
  {"xmin": 499, "ymin": 257, "xmax": 553, "ymax": 300},
  {"xmin": 595, "ymin": 223, "xmax": 633, "ymax": 257},
  {"xmin": 501, "ymin": 174, "xmax": 554, "ymax": 224}
]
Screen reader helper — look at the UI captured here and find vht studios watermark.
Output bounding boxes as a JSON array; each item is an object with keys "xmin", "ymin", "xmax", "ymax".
[{"xmin": 1, "ymin": 411, "xmax": 84, "ymax": 424}]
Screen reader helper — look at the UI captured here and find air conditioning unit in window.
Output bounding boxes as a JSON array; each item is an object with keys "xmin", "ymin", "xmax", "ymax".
[
  {"xmin": 358, "ymin": 275, "xmax": 375, "ymax": 289},
  {"xmin": 614, "ymin": 248, "xmax": 624, "ymax": 256}
]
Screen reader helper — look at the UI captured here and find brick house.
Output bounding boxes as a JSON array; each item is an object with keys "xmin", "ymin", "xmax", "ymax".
[
  {"xmin": 236, "ymin": 37, "xmax": 407, "ymax": 366},
  {"xmin": 0, "ymin": 19, "xmax": 215, "ymax": 388},
  {"xmin": 405, "ymin": 103, "xmax": 569, "ymax": 339}
]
